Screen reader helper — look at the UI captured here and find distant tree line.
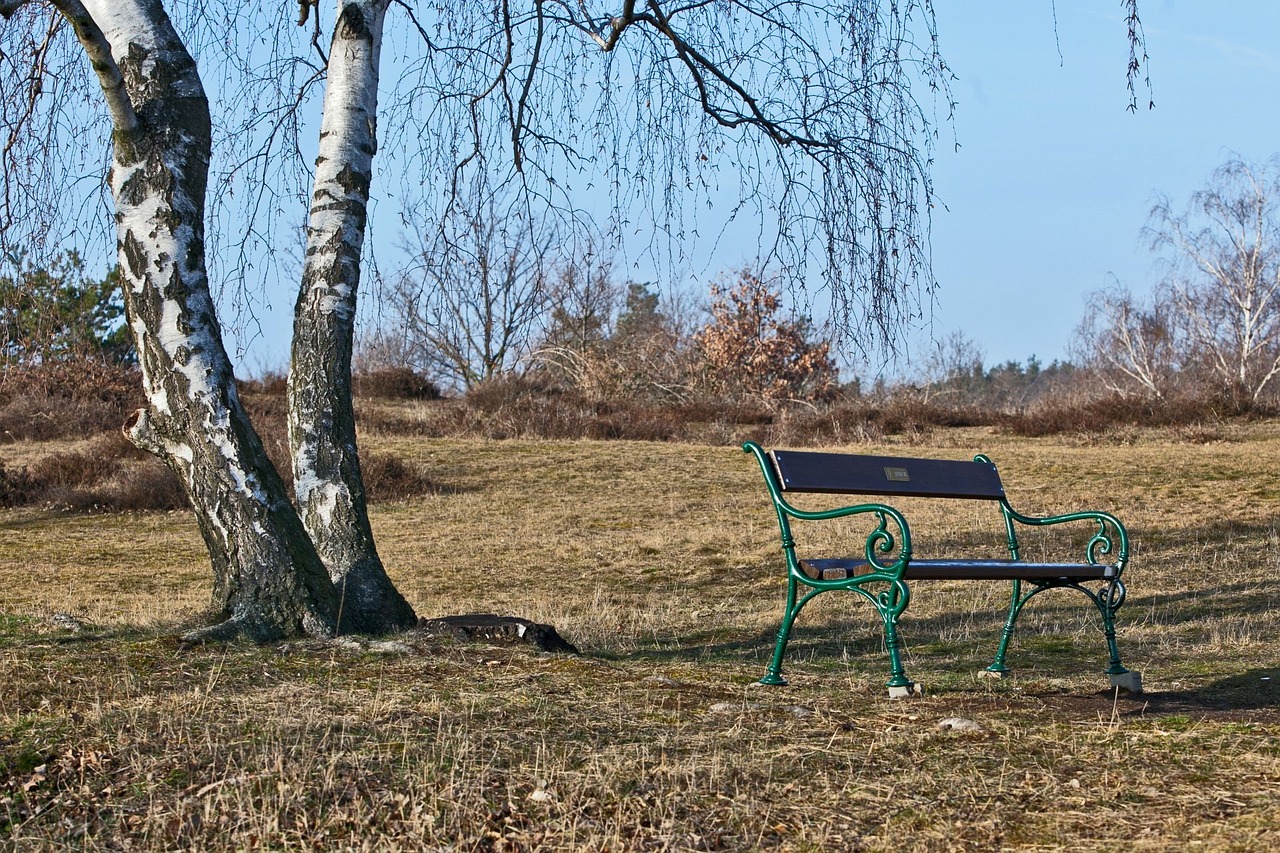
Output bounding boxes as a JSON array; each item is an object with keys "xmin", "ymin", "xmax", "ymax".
[
  {"xmin": 362, "ymin": 226, "xmax": 838, "ymax": 408},
  {"xmin": 8, "ymin": 155, "xmax": 1280, "ymax": 417}
]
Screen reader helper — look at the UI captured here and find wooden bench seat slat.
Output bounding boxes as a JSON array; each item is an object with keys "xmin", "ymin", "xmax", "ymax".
[{"xmin": 798, "ymin": 558, "xmax": 1114, "ymax": 582}]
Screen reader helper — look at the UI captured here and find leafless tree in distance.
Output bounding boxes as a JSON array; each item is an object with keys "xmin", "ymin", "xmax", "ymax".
[
  {"xmin": 390, "ymin": 188, "xmax": 554, "ymax": 392},
  {"xmin": 1074, "ymin": 282, "xmax": 1179, "ymax": 401},
  {"xmin": 1148, "ymin": 156, "xmax": 1280, "ymax": 404}
]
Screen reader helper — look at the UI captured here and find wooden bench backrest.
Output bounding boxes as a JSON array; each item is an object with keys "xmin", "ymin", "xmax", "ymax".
[{"xmin": 769, "ymin": 449, "xmax": 1006, "ymax": 501}]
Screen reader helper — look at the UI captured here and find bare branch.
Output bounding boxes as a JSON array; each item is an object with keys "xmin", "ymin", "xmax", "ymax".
[
  {"xmin": 375, "ymin": 1, "xmax": 953, "ymax": 356},
  {"xmin": 1124, "ymin": 0, "xmax": 1153, "ymax": 112},
  {"xmin": 0, "ymin": 0, "xmax": 114, "ymax": 259},
  {"xmin": 50, "ymin": 0, "xmax": 138, "ymax": 135}
]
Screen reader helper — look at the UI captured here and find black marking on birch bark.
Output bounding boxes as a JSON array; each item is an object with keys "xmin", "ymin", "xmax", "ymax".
[
  {"xmin": 307, "ymin": 201, "xmax": 367, "ymax": 224},
  {"xmin": 337, "ymin": 4, "xmax": 371, "ymax": 41},
  {"xmin": 117, "ymin": 154, "xmax": 169, "ymax": 208},
  {"xmin": 335, "ymin": 164, "xmax": 371, "ymax": 196},
  {"xmin": 122, "ymin": 231, "xmax": 147, "ymax": 278}
]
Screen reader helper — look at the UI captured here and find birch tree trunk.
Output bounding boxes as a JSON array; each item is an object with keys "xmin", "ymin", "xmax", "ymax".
[
  {"xmin": 58, "ymin": 0, "xmax": 339, "ymax": 641},
  {"xmin": 288, "ymin": 0, "xmax": 416, "ymax": 633}
]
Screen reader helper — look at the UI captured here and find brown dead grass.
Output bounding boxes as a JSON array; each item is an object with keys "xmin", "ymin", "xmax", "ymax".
[{"xmin": 1, "ymin": 425, "xmax": 1278, "ymax": 849}]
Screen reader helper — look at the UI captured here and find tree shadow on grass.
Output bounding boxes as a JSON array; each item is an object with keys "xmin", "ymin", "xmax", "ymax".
[
  {"xmin": 627, "ymin": 627, "xmax": 1279, "ymax": 719},
  {"xmin": 1124, "ymin": 668, "xmax": 1278, "ymax": 715},
  {"xmin": 1037, "ymin": 668, "xmax": 1280, "ymax": 722},
  {"xmin": 642, "ymin": 571, "xmax": 1280, "ymax": 663},
  {"xmin": 622, "ymin": 622, "xmax": 904, "ymax": 672},
  {"xmin": 1122, "ymin": 578, "xmax": 1280, "ymax": 625}
]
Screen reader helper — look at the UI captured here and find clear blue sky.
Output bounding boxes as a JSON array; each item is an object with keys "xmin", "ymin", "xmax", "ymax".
[
  {"xmin": 921, "ymin": 0, "xmax": 1280, "ymax": 370},
  {"xmin": 221, "ymin": 1, "xmax": 1280, "ymax": 376}
]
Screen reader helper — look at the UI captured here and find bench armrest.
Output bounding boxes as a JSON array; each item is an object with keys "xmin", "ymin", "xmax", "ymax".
[
  {"xmin": 968, "ymin": 452, "xmax": 1129, "ymax": 573},
  {"xmin": 743, "ymin": 441, "xmax": 912, "ymax": 575},
  {"xmin": 1003, "ymin": 506, "xmax": 1129, "ymax": 573}
]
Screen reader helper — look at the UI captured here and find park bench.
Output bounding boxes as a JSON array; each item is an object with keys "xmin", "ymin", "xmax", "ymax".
[{"xmin": 742, "ymin": 441, "xmax": 1142, "ymax": 698}]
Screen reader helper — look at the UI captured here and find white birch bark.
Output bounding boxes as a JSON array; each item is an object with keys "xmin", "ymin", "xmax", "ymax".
[
  {"xmin": 57, "ymin": 0, "xmax": 339, "ymax": 640},
  {"xmin": 1157, "ymin": 159, "xmax": 1280, "ymax": 403},
  {"xmin": 289, "ymin": 0, "xmax": 416, "ymax": 633}
]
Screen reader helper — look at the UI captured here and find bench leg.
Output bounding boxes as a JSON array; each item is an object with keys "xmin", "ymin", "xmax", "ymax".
[
  {"xmin": 758, "ymin": 577, "xmax": 803, "ymax": 686},
  {"xmin": 882, "ymin": 618, "xmax": 919, "ymax": 698},
  {"xmin": 878, "ymin": 584, "xmax": 917, "ymax": 697},
  {"xmin": 1101, "ymin": 615, "xmax": 1127, "ymax": 676},
  {"xmin": 986, "ymin": 579, "xmax": 1024, "ymax": 676},
  {"xmin": 987, "ymin": 579, "xmax": 1140, "ymax": 692},
  {"xmin": 1096, "ymin": 580, "xmax": 1141, "ymax": 692},
  {"xmin": 761, "ymin": 577, "xmax": 919, "ymax": 696}
]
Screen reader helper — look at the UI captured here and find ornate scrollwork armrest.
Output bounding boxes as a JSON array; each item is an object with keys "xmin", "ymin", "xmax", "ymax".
[
  {"xmin": 864, "ymin": 509, "xmax": 910, "ymax": 573},
  {"xmin": 1007, "ymin": 507, "xmax": 1129, "ymax": 572}
]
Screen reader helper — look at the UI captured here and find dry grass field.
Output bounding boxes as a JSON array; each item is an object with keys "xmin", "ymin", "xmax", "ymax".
[{"xmin": 1, "ymin": 423, "xmax": 1278, "ymax": 850}]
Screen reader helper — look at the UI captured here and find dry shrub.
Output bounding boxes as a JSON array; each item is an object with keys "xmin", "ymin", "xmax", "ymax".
[
  {"xmin": 44, "ymin": 458, "xmax": 189, "ymax": 512},
  {"xmin": 759, "ymin": 398, "xmax": 993, "ymax": 447},
  {"xmin": 463, "ymin": 374, "xmax": 555, "ymax": 412},
  {"xmin": 98, "ymin": 460, "xmax": 190, "ymax": 511},
  {"xmin": 354, "ymin": 404, "xmax": 441, "ymax": 437},
  {"xmin": 28, "ymin": 448, "xmax": 117, "ymax": 494},
  {"xmin": 458, "ymin": 375, "xmax": 598, "ymax": 439},
  {"xmin": 764, "ymin": 405, "xmax": 888, "ymax": 446},
  {"xmin": 458, "ymin": 378, "xmax": 699, "ymax": 442},
  {"xmin": 354, "ymin": 367, "xmax": 441, "ymax": 401},
  {"xmin": 1171, "ymin": 424, "xmax": 1229, "ymax": 444},
  {"xmin": 0, "ymin": 461, "xmax": 38, "ymax": 507},
  {"xmin": 361, "ymin": 453, "xmax": 436, "ymax": 502},
  {"xmin": 480, "ymin": 394, "xmax": 596, "ymax": 439},
  {"xmin": 585, "ymin": 405, "xmax": 685, "ymax": 442},
  {"xmin": 869, "ymin": 398, "xmax": 989, "ymax": 431},
  {"xmin": 358, "ymin": 382, "xmax": 993, "ymax": 446},
  {"xmin": 28, "ymin": 434, "xmax": 127, "ymax": 488},
  {"xmin": 237, "ymin": 388, "xmax": 291, "ymax": 491},
  {"xmin": 0, "ymin": 360, "xmax": 142, "ymax": 440},
  {"xmin": 0, "ymin": 433, "xmax": 187, "ymax": 511},
  {"xmin": 234, "ymin": 376, "xmax": 297, "ymax": 495},
  {"xmin": 998, "ymin": 392, "xmax": 1251, "ymax": 437},
  {"xmin": 675, "ymin": 401, "xmax": 774, "ymax": 426},
  {"xmin": 236, "ymin": 372, "xmax": 288, "ymax": 396}
]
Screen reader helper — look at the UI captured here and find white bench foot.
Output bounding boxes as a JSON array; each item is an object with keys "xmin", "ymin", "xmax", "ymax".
[
  {"xmin": 977, "ymin": 669, "xmax": 1009, "ymax": 681},
  {"xmin": 1109, "ymin": 670, "xmax": 1143, "ymax": 694},
  {"xmin": 888, "ymin": 682, "xmax": 924, "ymax": 699}
]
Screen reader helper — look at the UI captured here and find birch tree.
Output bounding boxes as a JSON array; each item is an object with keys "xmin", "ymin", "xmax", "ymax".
[
  {"xmin": 1148, "ymin": 157, "xmax": 1280, "ymax": 404},
  {"xmin": 286, "ymin": 0, "xmax": 416, "ymax": 634},
  {"xmin": 1074, "ymin": 283, "xmax": 1178, "ymax": 400},
  {"xmin": 0, "ymin": 1, "xmax": 1146, "ymax": 641}
]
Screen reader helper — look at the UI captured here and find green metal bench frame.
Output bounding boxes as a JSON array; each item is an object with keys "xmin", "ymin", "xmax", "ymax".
[{"xmin": 743, "ymin": 441, "xmax": 1141, "ymax": 697}]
